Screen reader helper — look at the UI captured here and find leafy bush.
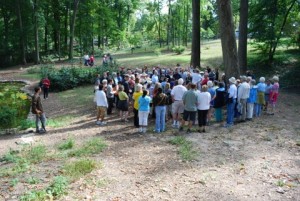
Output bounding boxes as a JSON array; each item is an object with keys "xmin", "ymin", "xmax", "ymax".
[
  {"xmin": 0, "ymin": 106, "xmax": 17, "ymax": 129},
  {"xmin": 172, "ymin": 46, "xmax": 185, "ymax": 54},
  {"xmin": 20, "ymin": 190, "xmax": 49, "ymax": 201},
  {"xmin": 47, "ymin": 176, "xmax": 68, "ymax": 198},
  {"xmin": 19, "ymin": 119, "xmax": 35, "ymax": 130}
]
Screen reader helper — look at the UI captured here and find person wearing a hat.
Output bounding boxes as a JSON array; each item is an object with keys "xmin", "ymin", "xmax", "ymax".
[
  {"xmin": 225, "ymin": 77, "xmax": 238, "ymax": 127},
  {"xmin": 237, "ymin": 76, "xmax": 250, "ymax": 123}
]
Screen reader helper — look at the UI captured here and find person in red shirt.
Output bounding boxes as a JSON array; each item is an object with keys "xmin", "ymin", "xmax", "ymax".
[
  {"xmin": 89, "ymin": 55, "xmax": 94, "ymax": 66},
  {"xmin": 201, "ymin": 73, "xmax": 209, "ymax": 87},
  {"xmin": 42, "ymin": 76, "xmax": 51, "ymax": 99}
]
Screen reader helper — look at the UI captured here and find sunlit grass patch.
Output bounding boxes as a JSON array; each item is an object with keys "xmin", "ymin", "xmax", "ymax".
[
  {"xmin": 68, "ymin": 137, "xmax": 107, "ymax": 157},
  {"xmin": 169, "ymin": 136, "xmax": 197, "ymax": 161},
  {"xmin": 63, "ymin": 159, "xmax": 97, "ymax": 180}
]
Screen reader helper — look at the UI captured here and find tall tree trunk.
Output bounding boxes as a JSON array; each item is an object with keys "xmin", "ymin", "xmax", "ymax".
[
  {"xmin": 238, "ymin": 0, "xmax": 248, "ymax": 74},
  {"xmin": 16, "ymin": 0, "xmax": 27, "ymax": 65},
  {"xmin": 269, "ymin": 0, "xmax": 297, "ymax": 63},
  {"xmin": 52, "ymin": 0, "xmax": 61, "ymax": 53},
  {"xmin": 185, "ymin": 4, "xmax": 189, "ymax": 47},
  {"xmin": 217, "ymin": 0, "xmax": 240, "ymax": 78},
  {"xmin": 64, "ymin": 4, "xmax": 69, "ymax": 54},
  {"xmin": 167, "ymin": 0, "xmax": 172, "ymax": 49},
  {"xmin": 191, "ymin": 0, "xmax": 200, "ymax": 68},
  {"xmin": 1, "ymin": 2, "xmax": 9, "ymax": 54},
  {"xmin": 68, "ymin": 0, "xmax": 80, "ymax": 60},
  {"xmin": 33, "ymin": 0, "xmax": 40, "ymax": 64}
]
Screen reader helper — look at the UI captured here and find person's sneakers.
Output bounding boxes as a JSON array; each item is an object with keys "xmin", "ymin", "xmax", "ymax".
[
  {"xmin": 96, "ymin": 121, "xmax": 102, "ymax": 125},
  {"xmin": 101, "ymin": 121, "xmax": 107, "ymax": 125},
  {"xmin": 37, "ymin": 129, "xmax": 46, "ymax": 134},
  {"xmin": 138, "ymin": 127, "xmax": 143, "ymax": 133}
]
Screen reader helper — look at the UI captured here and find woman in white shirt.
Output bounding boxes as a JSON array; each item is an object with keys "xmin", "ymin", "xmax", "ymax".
[{"xmin": 197, "ymin": 85, "xmax": 211, "ymax": 132}]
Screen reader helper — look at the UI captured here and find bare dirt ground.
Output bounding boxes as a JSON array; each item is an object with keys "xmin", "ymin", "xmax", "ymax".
[{"xmin": 0, "ymin": 69, "xmax": 299, "ymax": 201}]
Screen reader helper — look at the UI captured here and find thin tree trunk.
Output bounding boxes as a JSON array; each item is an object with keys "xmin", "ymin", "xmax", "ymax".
[
  {"xmin": 64, "ymin": 4, "xmax": 69, "ymax": 54},
  {"xmin": 33, "ymin": 0, "xmax": 40, "ymax": 64},
  {"xmin": 191, "ymin": 0, "xmax": 200, "ymax": 68},
  {"xmin": 16, "ymin": 0, "xmax": 27, "ymax": 65},
  {"xmin": 238, "ymin": 0, "xmax": 248, "ymax": 74},
  {"xmin": 269, "ymin": 0, "xmax": 297, "ymax": 63},
  {"xmin": 217, "ymin": 0, "xmax": 240, "ymax": 78},
  {"xmin": 185, "ymin": 4, "xmax": 189, "ymax": 47},
  {"xmin": 68, "ymin": 0, "xmax": 80, "ymax": 60},
  {"xmin": 167, "ymin": 0, "xmax": 172, "ymax": 49}
]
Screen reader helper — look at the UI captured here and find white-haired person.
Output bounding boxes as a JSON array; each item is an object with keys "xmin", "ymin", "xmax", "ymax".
[
  {"xmin": 269, "ymin": 76, "xmax": 279, "ymax": 115},
  {"xmin": 237, "ymin": 76, "xmax": 250, "ymax": 123},
  {"xmin": 171, "ymin": 78, "xmax": 187, "ymax": 128},
  {"xmin": 247, "ymin": 80, "xmax": 258, "ymax": 120},
  {"xmin": 197, "ymin": 85, "xmax": 211, "ymax": 132},
  {"xmin": 138, "ymin": 90, "xmax": 152, "ymax": 133},
  {"xmin": 255, "ymin": 77, "xmax": 266, "ymax": 117},
  {"xmin": 264, "ymin": 79, "xmax": 273, "ymax": 112},
  {"xmin": 225, "ymin": 77, "xmax": 237, "ymax": 127}
]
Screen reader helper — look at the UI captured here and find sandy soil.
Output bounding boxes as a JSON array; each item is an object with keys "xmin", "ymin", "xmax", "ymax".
[{"xmin": 0, "ymin": 69, "xmax": 299, "ymax": 201}]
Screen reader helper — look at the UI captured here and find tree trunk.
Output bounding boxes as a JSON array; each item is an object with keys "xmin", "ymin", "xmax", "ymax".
[
  {"xmin": 16, "ymin": 0, "xmax": 27, "ymax": 65},
  {"xmin": 217, "ymin": 0, "xmax": 240, "ymax": 79},
  {"xmin": 238, "ymin": 0, "xmax": 248, "ymax": 74},
  {"xmin": 191, "ymin": 0, "xmax": 200, "ymax": 68},
  {"xmin": 185, "ymin": 4, "xmax": 189, "ymax": 47},
  {"xmin": 33, "ymin": 0, "xmax": 40, "ymax": 64},
  {"xmin": 68, "ymin": 0, "xmax": 80, "ymax": 60},
  {"xmin": 269, "ymin": 0, "xmax": 297, "ymax": 63},
  {"xmin": 52, "ymin": 0, "xmax": 61, "ymax": 53},
  {"xmin": 167, "ymin": 0, "xmax": 172, "ymax": 49}
]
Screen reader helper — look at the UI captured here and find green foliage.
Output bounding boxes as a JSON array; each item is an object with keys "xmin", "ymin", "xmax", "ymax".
[
  {"xmin": 172, "ymin": 46, "xmax": 186, "ymax": 55},
  {"xmin": 154, "ymin": 48, "xmax": 161, "ymax": 56},
  {"xmin": 63, "ymin": 159, "xmax": 97, "ymax": 180},
  {"xmin": 169, "ymin": 136, "xmax": 197, "ymax": 161},
  {"xmin": 0, "ymin": 83, "xmax": 31, "ymax": 129},
  {"xmin": 68, "ymin": 138, "xmax": 107, "ymax": 157},
  {"xmin": 58, "ymin": 138, "xmax": 75, "ymax": 150},
  {"xmin": 20, "ymin": 190, "xmax": 49, "ymax": 201},
  {"xmin": 26, "ymin": 176, "xmax": 40, "ymax": 184},
  {"xmin": 1, "ymin": 149, "xmax": 20, "ymax": 163},
  {"xmin": 24, "ymin": 144, "xmax": 47, "ymax": 164},
  {"xmin": 47, "ymin": 116, "xmax": 75, "ymax": 128},
  {"xmin": 19, "ymin": 119, "xmax": 35, "ymax": 130},
  {"xmin": 10, "ymin": 178, "xmax": 19, "ymax": 187},
  {"xmin": 47, "ymin": 176, "xmax": 69, "ymax": 198}
]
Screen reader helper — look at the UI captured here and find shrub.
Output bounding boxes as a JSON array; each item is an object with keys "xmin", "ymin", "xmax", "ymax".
[
  {"xmin": 154, "ymin": 48, "xmax": 161, "ymax": 56},
  {"xmin": 47, "ymin": 176, "xmax": 69, "ymax": 198},
  {"xmin": 0, "ymin": 106, "xmax": 17, "ymax": 129},
  {"xmin": 58, "ymin": 138, "xmax": 74, "ymax": 150},
  {"xmin": 172, "ymin": 46, "xmax": 185, "ymax": 55}
]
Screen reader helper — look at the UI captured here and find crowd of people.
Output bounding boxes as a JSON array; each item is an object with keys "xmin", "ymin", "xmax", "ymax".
[{"xmin": 94, "ymin": 65, "xmax": 280, "ymax": 133}]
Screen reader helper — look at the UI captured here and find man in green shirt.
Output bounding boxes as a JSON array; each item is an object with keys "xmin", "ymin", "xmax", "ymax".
[{"xmin": 179, "ymin": 83, "xmax": 198, "ymax": 133}]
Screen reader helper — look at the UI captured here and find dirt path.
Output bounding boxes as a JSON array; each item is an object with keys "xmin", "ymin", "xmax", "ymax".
[{"xmin": 0, "ymin": 70, "xmax": 299, "ymax": 201}]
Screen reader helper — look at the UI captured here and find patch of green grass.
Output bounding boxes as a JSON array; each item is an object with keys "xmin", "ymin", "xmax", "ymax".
[
  {"xmin": 47, "ymin": 115, "xmax": 75, "ymax": 128},
  {"xmin": 63, "ymin": 159, "xmax": 97, "ymax": 180},
  {"xmin": 276, "ymin": 180, "xmax": 285, "ymax": 187},
  {"xmin": 68, "ymin": 137, "xmax": 107, "ymax": 157},
  {"xmin": 19, "ymin": 119, "xmax": 35, "ymax": 130},
  {"xmin": 58, "ymin": 86, "xmax": 94, "ymax": 109},
  {"xmin": 20, "ymin": 190, "xmax": 49, "ymax": 201},
  {"xmin": 46, "ymin": 176, "xmax": 68, "ymax": 198},
  {"xmin": 26, "ymin": 176, "xmax": 40, "ymax": 184},
  {"xmin": 10, "ymin": 178, "xmax": 19, "ymax": 187},
  {"xmin": 58, "ymin": 138, "xmax": 75, "ymax": 150},
  {"xmin": 18, "ymin": 72, "xmax": 41, "ymax": 80},
  {"xmin": 169, "ymin": 136, "xmax": 197, "ymax": 161},
  {"xmin": 24, "ymin": 144, "xmax": 47, "ymax": 164}
]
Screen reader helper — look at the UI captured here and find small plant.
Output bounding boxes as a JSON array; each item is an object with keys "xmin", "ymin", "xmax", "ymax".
[
  {"xmin": 58, "ymin": 138, "xmax": 75, "ymax": 150},
  {"xmin": 19, "ymin": 119, "xmax": 35, "ymax": 130},
  {"xmin": 10, "ymin": 178, "xmax": 19, "ymax": 187},
  {"xmin": 169, "ymin": 136, "xmax": 197, "ymax": 161},
  {"xmin": 172, "ymin": 46, "xmax": 185, "ymax": 54},
  {"xmin": 24, "ymin": 144, "xmax": 47, "ymax": 164},
  {"xmin": 63, "ymin": 159, "xmax": 97, "ymax": 180},
  {"xmin": 276, "ymin": 180, "xmax": 285, "ymax": 187},
  {"xmin": 20, "ymin": 190, "xmax": 49, "ymax": 201},
  {"xmin": 47, "ymin": 176, "xmax": 68, "ymax": 198},
  {"xmin": 1, "ymin": 149, "xmax": 20, "ymax": 163},
  {"xmin": 26, "ymin": 176, "xmax": 40, "ymax": 184},
  {"xmin": 68, "ymin": 137, "xmax": 107, "ymax": 157}
]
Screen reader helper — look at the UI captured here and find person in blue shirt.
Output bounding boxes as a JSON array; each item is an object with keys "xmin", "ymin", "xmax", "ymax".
[
  {"xmin": 138, "ymin": 90, "xmax": 152, "ymax": 133},
  {"xmin": 247, "ymin": 80, "xmax": 258, "ymax": 120}
]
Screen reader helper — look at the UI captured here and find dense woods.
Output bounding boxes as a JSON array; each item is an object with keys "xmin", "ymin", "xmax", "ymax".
[{"xmin": 0, "ymin": 0, "xmax": 299, "ymax": 74}]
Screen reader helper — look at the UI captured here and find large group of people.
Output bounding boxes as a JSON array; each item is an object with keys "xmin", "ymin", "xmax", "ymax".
[{"xmin": 94, "ymin": 65, "xmax": 280, "ymax": 133}]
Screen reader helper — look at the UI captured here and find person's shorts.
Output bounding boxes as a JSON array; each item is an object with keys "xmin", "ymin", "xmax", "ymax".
[
  {"xmin": 117, "ymin": 100, "xmax": 129, "ymax": 111},
  {"xmin": 97, "ymin": 106, "xmax": 106, "ymax": 117},
  {"xmin": 172, "ymin": 100, "xmax": 184, "ymax": 114},
  {"xmin": 183, "ymin": 110, "xmax": 197, "ymax": 121}
]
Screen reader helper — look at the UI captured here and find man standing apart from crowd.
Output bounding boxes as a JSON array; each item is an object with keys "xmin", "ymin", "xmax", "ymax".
[
  {"xmin": 32, "ymin": 87, "xmax": 47, "ymax": 133},
  {"xmin": 171, "ymin": 78, "xmax": 187, "ymax": 128},
  {"xmin": 237, "ymin": 76, "xmax": 250, "ymax": 122},
  {"xmin": 95, "ymin": 84, "xmax": 108, "ymax": 126},
  {"xmin": 42, "ymin": 76, "xmax": 50, "ymax": 99},
  {"xmin": 179, "ymin": 83, "xmax": 198, "ymax": 133}
]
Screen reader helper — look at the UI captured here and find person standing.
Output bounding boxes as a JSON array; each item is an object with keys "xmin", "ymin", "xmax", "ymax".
[
  {"xmin": 247, "ymin": 80, "xmax": 258, "ymax": 120},
  {"xmin": 237, "ymin": 76, "xmax": 250, "ymax": 122},
  {"xmin": 269, "ymin": 76, "xmax": 280, "ymax": 115},
  {"xmin": 95, "ymin": 84, "xmax": 108, "ymax": 126},
  {"xmin": 117, "ymin": 85, "xmax": 129, "ymax": 122},
  {"xmin": 133, "ymin": 84, "xmax": 143, "ymax": 129},
  {"xmin": 256, "ymin": 77, "xmax": 266, "ymax": 117},
  {"xmin": 212, "ymin": 82, "xmax": 226, "ymax": 122},
  {"xmin": 197, "ymin": 85, "xmax": 211, "ymax": 132},
  {"xmin": 171, "ymin": 78, "xmax": 187, "ymax": 128},
  {"xmin": 153, "ymin": 88, "xmax": 167, "ymax": 133},
  {"xmin": 179, "ymin": 83, "xmax": 198, "ymax": 133},
  {"xmin": 83, "ymin": 53, "xmax": 90, "ymax": 66},
  {"xmin": 138, "ymin": 90, "xmax": 152, "ymax": 133},
  {"xmin": 225, "ymin": 77, "xmax": 238, "ymax": 127},
  {"xmin": 106, "ymin": 79, "xmax": 115, "ymax": 115},
  {"xmin": 32, "ymin": 87, "xmax": 47, "ymax": 133},
  {"xmin": 42, "ymin": 76, "xmax": 50, "ymax": 99}
]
